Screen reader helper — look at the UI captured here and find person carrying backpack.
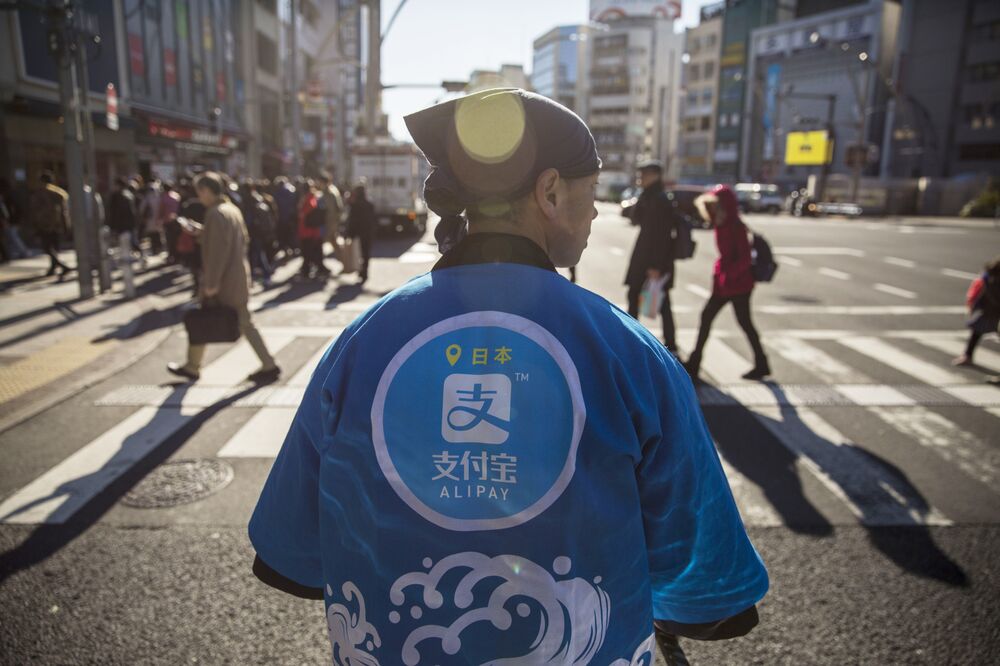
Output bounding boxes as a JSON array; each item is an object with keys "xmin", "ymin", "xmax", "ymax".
[
  {"xmin": 624, "ymin": 160, "xmax": 682, "ymax": 352},
  {"xmin": 953, "ymin": 256, "xmax": 1000, "ymax": 367},
  {"xmin": 684, "ymin": 184, "xmax": 771, "ymax": 381}
]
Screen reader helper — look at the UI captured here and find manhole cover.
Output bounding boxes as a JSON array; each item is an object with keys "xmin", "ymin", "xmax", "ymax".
[{"xmin": 122, "ymin": 459, "xmax": 234, "ymax": 508}]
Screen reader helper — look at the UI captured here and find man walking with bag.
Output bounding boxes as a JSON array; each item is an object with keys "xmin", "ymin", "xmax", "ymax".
[
  {"xmin": 30, "ymin": 171, "xmax": 72, "ymax": 279},
  {"xmin": 167, "ymin": 172, "xmax": 280, "ymax": 384},
  {"xmin": 624, "ymin": 160, "xmax": 679, "ymax": 352}
]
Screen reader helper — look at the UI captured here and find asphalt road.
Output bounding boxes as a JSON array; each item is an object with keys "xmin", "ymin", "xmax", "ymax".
[{"xmin": 1, "ymin": 204, "xmax": 999, "ymax": 665}]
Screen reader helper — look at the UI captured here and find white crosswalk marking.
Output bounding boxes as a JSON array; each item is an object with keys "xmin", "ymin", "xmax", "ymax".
[
  {"xmin": 217, "ymin": 407, "xmax": 297, "ymax": 458},
  {"xmin": 685, "ymin": 284, "xmax": 711, "ymax": 299},
  {"xmin": 718, "ymin": 456, "xmax": 782, "ymax": 527},
  {"xmin": 290, "ymin": 342, "xmax": 336, "ymax": 387},
  {"xmin": 0, "ymin": 334, "xmax": 295, "ymax": 525},
  {"xmin": 0, "ymin": 406, "xmax": 193, "ymax": 524},
  {"xmin": 699, "ymin": 337, "xmax": 754, "ymax": 385},
  {"xmin": 778, "ymin": 256, "xmax": 803, "ymax": 267},
  {"xmin": 834, "ymin": 385, "xmax": 916, "ymax": 406},
  {"xmin": 774, "ymin": 247, "xmax": 865, "ymax": 256},
  {"xmin": 912, "ymin": 335, "xmax": 1000, "ymax": 371},
  {"xmin": 873, "ymin": 283, "xmax": 918, "ymax": 299},
  {"xmin": 941, "ymin": 268, "xmax": 978, "ymax": 281},
  {"xmin": 818, "ymin": 267, "xmax": 851, "ymax": 281},
  {"xmin": 839, "ymin": 336, "xmax": 971, "ymax": 385},
  {"xmin": 750, "ymin": 406, "xmax": 951, "ymax": 526},
  {"xmin": 766, "ymin": 337, "xmax": 869, "ymax": 383},
  {"xmin": 884, "ymin": 257, "xmax": 916, "ymax": 269}
]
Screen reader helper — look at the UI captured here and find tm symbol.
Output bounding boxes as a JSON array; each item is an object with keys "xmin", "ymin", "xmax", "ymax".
[{"xmin": 515, "ymin": 372, "xmax": 530, "ymax": 382}]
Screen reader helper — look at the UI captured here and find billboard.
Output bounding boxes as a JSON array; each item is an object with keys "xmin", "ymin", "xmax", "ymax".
[
  {"xmin": 590, "ymin": 0, "xmax": 682, "ymax": 21},
  {"xmin": 786, "ymin": 131, "xmax": 833, "ymax": 166}
]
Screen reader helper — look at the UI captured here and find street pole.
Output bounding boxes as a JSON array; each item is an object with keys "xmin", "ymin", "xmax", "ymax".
[
  {"xmin": 817, "ymin": 94, "xmax": 836, "ymax": 203},
  {"xmin": 365, "ymin": 0, "xmax": 381, "ymax": 144},
  {"xmin": 73, "ymin": 23, "xmax": 111, "ymax": 293},
  {"xmin": 849, "ymin": 62, "xmax": 873, "ymax": 204},
  {"xmin": 289, "ymin": 0, "xmax": 302, "ymax": 176},
  {"xmin": 50, "ymin": 3, "xmax": 93, "ymax": 299}
]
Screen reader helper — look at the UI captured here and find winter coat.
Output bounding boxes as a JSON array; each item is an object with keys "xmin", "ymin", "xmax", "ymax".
[
  {"xmin": 347, "ymin": 196, "xmax": 376, "ymax": 240},
  {"xmin": 201, "ymin": 201, "xmax": 251, "ymax": 307},
  {"xmin": 297, "ymin": 192, "xmax": 322, "ymax": 241},
  {"xmin": 624, "ymin": 181, "xmax": 677, "ymax": 289},
  {"xmin": 107, "ymin": 188, "xmax": 138, "ymax": 235},
  {"xmin": 30, "ymin": 184, "xmax": 69, "ymax": 235},
  {"xmin": 711, "ymin": 185, "xmax": 754, "ymax": 297}
]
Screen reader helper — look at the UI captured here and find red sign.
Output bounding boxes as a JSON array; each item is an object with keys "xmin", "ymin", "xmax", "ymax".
[
  {"xmin": 164, "ymin": 49, "xmax": 177, "ymax": 87},
  {"xmin": 106, "ymin": 83, "xmax": 118, "ymax": 131},
  {"xmin": 216, "ymin": 73, "xmax": 226, "ymax": 102},
  {"xmin": 128, "ymin": 34, "xmax": 145, "ymax": 77},
  {"xmin": 147, "ymin": 120, "xmax": 239, "ymax": 149}
]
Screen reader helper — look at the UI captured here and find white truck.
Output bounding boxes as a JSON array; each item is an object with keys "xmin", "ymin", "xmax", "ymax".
[{"xmin": 350, "ymin": 140, "xmax": 428, "ymax": 235}]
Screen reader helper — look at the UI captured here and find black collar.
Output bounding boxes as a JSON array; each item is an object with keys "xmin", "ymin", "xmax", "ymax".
[{"xmin": 432, "ymin": 232, "xmax": 557, "ymax": 273}]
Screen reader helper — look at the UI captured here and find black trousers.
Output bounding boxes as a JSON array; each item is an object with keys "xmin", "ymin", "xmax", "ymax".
[
  {"xmin": 39, "ymin": 231, "xmax": 69, "ymax": 272},
  {"xmin": 357, "ymin": 232, "xmax": 373, "ymax": 280},
  {"xmin": 299, "ymin": 238, "xmax": 327, "ymax": 276},
  {"xmin": 690, "ymin": 292, "xmax": 767, "ymax": 367},
  {"xmin": 627, "ymin": 283, "xmax": 676, "ymax": 350}
]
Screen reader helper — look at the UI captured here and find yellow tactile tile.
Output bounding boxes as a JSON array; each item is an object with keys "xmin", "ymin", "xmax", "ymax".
[{"xmin": 0, "ymin": 337, "xmax": 113, "ymax": 404}]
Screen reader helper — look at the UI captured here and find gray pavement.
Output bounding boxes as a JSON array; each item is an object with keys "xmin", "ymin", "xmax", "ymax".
[{"xmin": 1, "ymin": 206, "xmax": 999, "ymax": 664}]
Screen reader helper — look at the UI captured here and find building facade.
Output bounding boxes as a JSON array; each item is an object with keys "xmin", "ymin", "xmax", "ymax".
[
  {"xmin": 679, "ymin": 3, "xmax": 724, "ymax": 180},
  {"xmin": 740, "ymin": 0, "xmax": 902, "ymax": 187},
  {"xmin": 532, "ymin": 25, "xmax": 594, "ymax": 120}
]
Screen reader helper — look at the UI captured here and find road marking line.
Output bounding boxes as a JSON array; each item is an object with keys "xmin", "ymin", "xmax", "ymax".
[
  {"xmin": 912, "ymin": 336, "xmax": 1000, "ymax": 372},
  {"xmin": 757, "ymin": 305, "xmax": 963, "ymax": 315},
  {"xmin": 941, "ymin": 268, "xmax": 978, "ymax": 281},
  {"xmin": 834, "ymin": 385, "xmax": 916, "ymax": 406},
  {"xmin": 868, "ymin": 406, "xmax": 1000, "ymax": 488},
  {"xmin": 766, "ymin": 337, "xmax": 869, "ymax": 383},
  {"xmin": 685, "ymin": 284, "xmax": 711, "ymax": 299},
  {"xmin": 839, "ymin": 336, "xmax": 971, "ymax": 385},
  {"xmin": 750, "ymin": 405, "xmax": 951, "ymax": 526},
  {"xmin": 884, "ymin": 256, "xmax": 916, "ymax": 268},
  {"xmin": 0, "ymin": 406, "xmax": 192, "ymax": 524},
  {"xmin": 818, "ymin": 267, "xmax": 851, "ymax": 281},
  {"xmin": 250, "ymin": 300, "xmax": 376, "ymax": 312},
  {"xmin": 217, "ymin": 407, "xmax": 297, "ymax": 458},
  {"xmin": 778, "ymin": 256, "xmax": 803, "ymax": 267},
  {"xmin": 198, "ymin": 334, "xmax": 295, "ymax": 385},
  {"xmin": 717, "ymin": 455, "xmax": 783, "ymax": 527},
  {"xmin": 873, "ymin": 283, "xmax": 917, "ymax": 299},
  {"xmin": 941, "ymin": 385, "xmax": 1000, "ymax": 408},
  {"xmin": 774, "ymin": 247, "xmax": 866, "ymax": 257},
  {"xmin": 700, "ymin": 338, "xmax": 754, "ymax": 385}
]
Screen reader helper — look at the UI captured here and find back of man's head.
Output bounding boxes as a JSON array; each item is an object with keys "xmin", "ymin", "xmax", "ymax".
[{"xmin": 195, "ymin": 172, "xmax": 226, "ymax": 197}]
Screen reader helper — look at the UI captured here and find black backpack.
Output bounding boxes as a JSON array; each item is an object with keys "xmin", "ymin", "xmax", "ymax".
[
  {"xmin": 663, "ymin": 192, "xmax": 696, "ymax": 260},
  {"xmin": 750, "ymin": 231, "xmax": 778, "ymax": 283}
]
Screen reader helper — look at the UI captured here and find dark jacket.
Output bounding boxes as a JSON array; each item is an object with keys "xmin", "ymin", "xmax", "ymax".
[
  {"xmin": 107, "ymin": 188, "xmax": 138, "ymax": 235},
  {"xmin": 347, "ymin": 197, "xmax": 376, "ymax": 239},
  {"xmin": 625, "ymin": 182, "xmax": 677, "ymax": 289}
]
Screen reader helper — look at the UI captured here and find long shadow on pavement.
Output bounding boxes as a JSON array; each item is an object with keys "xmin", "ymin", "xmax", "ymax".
[{"xmin": 0, "ymin": 381, "xmax": 265, "ymax": 585}]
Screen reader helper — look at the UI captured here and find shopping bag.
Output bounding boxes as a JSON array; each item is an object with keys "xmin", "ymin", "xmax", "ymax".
[
  {"xmin": 639, "ymin": 274, "xmax": 669, "ymax": 319},
  {"xmin": 335, "ymin": 236, "xmax": 361, "ymax": 274},
  {"xmin": 183, "ymin": 303, "xmax": 240, "ymax": 345}
]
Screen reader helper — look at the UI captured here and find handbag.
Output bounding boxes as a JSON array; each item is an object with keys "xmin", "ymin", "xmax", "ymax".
[
  {"xmin": 334, "ymin": 236, "xmax": 361, "ymax": 273},
  {"xmin": 639, "ymin": 274, "xmax": 669, "ymax": 318},
  {"xmin": 183, "ymin": 302, "xmax": 240, "ymax": 345}
]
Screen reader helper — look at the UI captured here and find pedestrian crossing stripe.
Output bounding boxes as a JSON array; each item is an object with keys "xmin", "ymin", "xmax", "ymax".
[{"xmin": 2, "ymin": 328, "xmax": 998, "ymax": 527}]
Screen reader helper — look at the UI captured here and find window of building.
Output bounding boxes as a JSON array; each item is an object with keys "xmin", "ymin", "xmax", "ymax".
[
  {"xmin": 257, "ymin": 31, "xmax": 277, "ymax": 75},
  {"xmin": 730, "ymin": 112, "xmax": 740, "ymax": 127},
  {"xmin": 700, "ymin": 115, "xmax": 711, "ymax": 130},
  {"xmin": 968, "ymin": 61, "xmax": 1000, "ymax": 82},
  {"xmin": 701, "ymin": 88, "xmax": 713, "ymax": 105},
  {"xmin": 972, "ymin": 20, "xmax": 1000, "ymax": 42},
  {"xmin": 706, "ymin": 34, "xmax": 717, "ymax": 48},
  {"xmin": 703, "ymin": 61, "xmax": 715, "ymax": 80},
  {"xmin": 686, "ymin": 90, "xmax": 698, "ymax": 106},
  {"xmin": 688, "ymin": 63, "xmax": 700, "ymax": 81},
  {"xmin": 959, "ymin": 143, "xmax": 1000, "ymax": 161},
  {"xmin": 719, "ymin": 113, "xmax": 728, "ymax": 128}
]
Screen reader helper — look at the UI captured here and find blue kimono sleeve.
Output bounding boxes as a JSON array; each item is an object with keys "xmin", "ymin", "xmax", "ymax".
[
  {"xmin": 634, "ymin": 347, "xmax": 769, "ymax": 624},
  {"xmin": 248, "ymin": 342, "xmax": 343, "ymax": 589}
]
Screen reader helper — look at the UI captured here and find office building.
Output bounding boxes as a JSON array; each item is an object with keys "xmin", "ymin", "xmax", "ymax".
[
  {"xmin": 532, "ymin": 25, "xmax": 595, "ymax": 119},
  {"xmin": 679, "ymin": 2, "xmax": 724, "ymax": 180}
]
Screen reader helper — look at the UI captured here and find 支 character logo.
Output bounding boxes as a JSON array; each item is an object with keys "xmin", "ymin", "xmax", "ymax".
[
  {"xmin": 442, "ymin": 374, "xmax": 511, "ymax": 444},
  {"xmin": 372, "ymin": 311, "xmax": 586, "ymax": 531}
]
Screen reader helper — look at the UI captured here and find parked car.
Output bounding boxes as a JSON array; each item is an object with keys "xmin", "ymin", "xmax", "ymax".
[{"xmin": 735, "ymin": 182, "xmax": 784, "ymax": 214}]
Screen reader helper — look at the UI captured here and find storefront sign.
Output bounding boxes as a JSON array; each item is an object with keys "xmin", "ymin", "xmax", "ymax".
[
  {"xmin": 106, "ymin": 83, "xmax": 119, "ymax": 131},
  {"xmin": 147, "ymin": 120, "xmax": 238, "ymax": 149},
  {"xmin": 785, "ymin": 130, "xmax": 833, "ymax": 166}
]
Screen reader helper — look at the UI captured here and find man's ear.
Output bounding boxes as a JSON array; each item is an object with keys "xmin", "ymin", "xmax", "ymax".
[{"xmin": 533, "ymin": 168, "xmax": 561, "ymax": 220}]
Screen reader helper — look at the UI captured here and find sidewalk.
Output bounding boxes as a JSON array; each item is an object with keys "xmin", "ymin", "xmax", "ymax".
[{"xmin": 0, "ymin": 251, "xmax": 191, "ymax": 433}]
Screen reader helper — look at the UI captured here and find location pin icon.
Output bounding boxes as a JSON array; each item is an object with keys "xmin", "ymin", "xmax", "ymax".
[{"xmin": 445, "ymin": 344, "xmax": 462, "ymax": 367}]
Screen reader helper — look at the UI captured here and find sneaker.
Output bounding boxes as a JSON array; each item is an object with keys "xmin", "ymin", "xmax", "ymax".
[
  {"xmin": 952, "ymin": 354, "xmax": 973, "ymax": 367},
  {"xmin": 247, "ymin": 366, "xmax": 281, "ymax": 384},
  {"xmin": 167, "ymin": 362, "xmax": 200, "ymax": 382}
]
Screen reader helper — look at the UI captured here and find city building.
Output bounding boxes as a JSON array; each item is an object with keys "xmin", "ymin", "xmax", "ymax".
[
  {"xmin": 884, "ymin": 0, "xmax": 1000, "ymax": 179},
  {"xmin": 739, "ymin": 0, "xmax": 903, "ymax": 187},
  {"xmin": 678, "ymin": 2, "xmax": 724, "ymax": 180},
  {"xmin": 713, "ymin": 0, "xmax": 796, "ymax": 180},
  {"xmin": 531, "ymin": 25, "xmax": 595, "ymax": 119},
  {"xmin": 587, "ymin": 1, "xmax": 685, "ymax": 196}
]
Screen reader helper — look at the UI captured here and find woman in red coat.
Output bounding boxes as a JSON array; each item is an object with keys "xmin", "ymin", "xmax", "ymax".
[{"xmin": 684, "ymin": 184, "xmax": 770, "ymax": 381}]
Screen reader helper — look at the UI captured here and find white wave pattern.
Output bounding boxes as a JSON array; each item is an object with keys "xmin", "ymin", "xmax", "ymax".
[
  {"xmin": 610, "ymin": 632, "xmax": 656, "ymax": 666},
  {"xmin": 389, "ymin": 552, "xmax": 611, "ymax": 665},
  {"xmin": 326, "ymin": 582, "xmax": 382, "ymax": 666}
]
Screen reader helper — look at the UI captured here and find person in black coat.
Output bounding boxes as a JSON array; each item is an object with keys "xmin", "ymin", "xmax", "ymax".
[
  {"xmin": 346, "ymin": 183, "xmax": 377, "ymax": 284},
  {"xmin": 624, "ymin": 160, "xmax": 679, "ymax": 352}
]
